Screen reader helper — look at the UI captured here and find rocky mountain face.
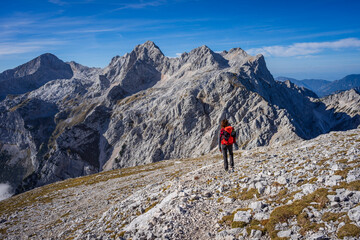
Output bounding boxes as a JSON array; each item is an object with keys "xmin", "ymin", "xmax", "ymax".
[
  {"xmin": 276, "ymin": 75, "xmax": 360, "ymax": 97},
  {"xmin": 1, "ymin": 127, "xmax": 359, "ymax": 239},
  {"xmin": 0, "ymin": 41, "xmax": 359, "ymax": 195},
  {"xmin": 0, "ymin": 53, "xmax": 73, "ymax": 101}
]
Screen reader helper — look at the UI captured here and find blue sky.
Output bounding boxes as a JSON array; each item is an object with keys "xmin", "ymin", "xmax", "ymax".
[{"xmin": 1, "ymin": 0, "xmax": 360, "ymax": 80}]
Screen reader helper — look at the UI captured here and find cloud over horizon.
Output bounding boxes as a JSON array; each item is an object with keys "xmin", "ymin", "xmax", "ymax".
[
  {"xmin": 0, "ymin": 40, "xmax": 65, "ymax": 56},
  {"xmin": 247, "ymin": 38, "xmax": 360, "ymax": 57}
]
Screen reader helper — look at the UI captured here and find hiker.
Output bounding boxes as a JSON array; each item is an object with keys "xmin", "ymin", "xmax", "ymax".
[{"xmin": 219, "ymin": 119, "xmax": 236, "ymax": 172}]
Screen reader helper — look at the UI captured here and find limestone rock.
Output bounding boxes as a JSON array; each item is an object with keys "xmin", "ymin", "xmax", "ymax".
[
  {"xmin": 348, "ymin": 206, "xmax": 360, "ymax": 222},
  {"xmin": 277, "ymin": 229, "xmax": 292, "ymax": 238},
  {"xmin": 233, "ymin": 210, "xmax": 252, "ymax": 223}
]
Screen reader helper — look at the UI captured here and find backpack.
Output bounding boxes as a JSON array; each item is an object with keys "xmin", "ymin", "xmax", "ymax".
[{"xmin": 221, "ymin": 126, "xmax": 235, "ymax": 145}]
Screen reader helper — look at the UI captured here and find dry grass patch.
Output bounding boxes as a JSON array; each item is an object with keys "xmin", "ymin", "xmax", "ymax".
[
  {"xmin": 297, "ymin": 212, "xmax": 325, "ymax": 236},
  {"xmin": 227, "ymin": 188, "xmax": 260, "ymax": 200},
  {"xmin": 117, "ymin": 90, "xmax": 151, "ymax": 106},
  {"xmin": 48, "ymin": 102, "xmax": 97, "ymax": 147},
  {"xmin": 265, "ymin": 188, "xmax": 330, "ymax": 239},
  {"xmin": 272, "ymin": 182, "xmax": 285, "ymax": 187},
  {"xmin": 246, "ymin": 219, "xmax": 267, "ymax": 236},
  {"xmin": 321, "ymin": 212, "xmax": 346, "ymax": 222},
  {"xmin": 9, "ymin": 99, "xmax": 30, "ymax": 112},
  {"xmin": 337, "ymin": 224, "xmax": 360, "ymax": 239},
  {"xmin": 337, "ymin": 159, "xmax": 348, "ymax": 164},
  {"xmin": 317, "ymin": 157, "xmax": 331, "ymax": 166},
  {"xmin": 144, "ymin": 201, "xmax": 159, "ymax": 213},
  {"xmin": 0, "ymin": 228, "xmax": 8, "ymax": 235},
  {"xmin": 218, "ymin": 208, "xmax": 251, "ymax": 228},
  {"xmin": 333, "ymin": 180, "xmax": 360, "ymax": 191},
  {"xmin": 334, "ymin": 169, "xmax": 350, "ymax": 178}
]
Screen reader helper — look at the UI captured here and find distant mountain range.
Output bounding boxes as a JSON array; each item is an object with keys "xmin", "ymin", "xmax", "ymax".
[{"xmin": 275, "ymin": 74, "xmax": 360, "ymax": 97}]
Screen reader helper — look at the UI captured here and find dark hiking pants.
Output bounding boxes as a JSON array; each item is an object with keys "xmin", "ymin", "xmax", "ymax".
[{"xmin": 221, "ymin": 144, "xmax": 234, "ymax": 171}]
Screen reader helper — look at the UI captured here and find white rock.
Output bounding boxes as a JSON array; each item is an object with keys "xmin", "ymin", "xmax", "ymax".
[
  {"xmin": 277, "ymin": 229, "xmax": 292, "ymax": 238},
  {"xmin": 250, "ymin": 229, "xmax": 262, "ymax": 238},
  {"xmin": 254, "ymin": 212, "xmax": 270, "ymax": 221},
  {"xmin": 294, "ymin": 192, "xmax": 305, "ymax": 200},
  {"xmin": 233, "ymin": 211, "xmax": 252, "ymax": 223},
  {"xmin": 347, "ymin": 174, "xmax": 357, "ymax": 182},
  {"xmin": 264, "ymin": 186, "xmax": 272, "ymax": 195},
  {"xmin": 305, "ymin": 164, "xmax": 316, "ymax": 171},
  {"xmin": 327, "ymin": 195, "xmax": 340, "ymax": 202},
  {"xmin": 317, "ymin": 177, "xmax": 325, "ymax": 183},
  {"xmin": 330, "ymin": 202, "xmax": 340, "ymax": 208},
  {"xmin": 276, "ymin": 176, "xmax": 288, "ymax": 185},
  {"xmin": 338, "ymin": 222, "xmax": 346, "ymax": 229},
  {"xmin": 324, "ymin": 175, "xmax": 342, "ymax": 186},
  {"xmin": 178, "ymin": 191, "xmax": 187, "ymax": 197},
  {"xmin": 249, "ymin": 201, "xmax": 265, "ymax": 211},
  {"xmin": 348, "ymin": 206, "xmax": 360, "ymax": 222},
  {"xmin": 302, "ymin": 184, "xmax": 316, "ymax": 195},
  {"xmin": 176, "ymin": 206, "xmax": 187, "ymax": 214},
  {"xmin": 331, "ymin": 164, "xmax": 341, "ymax": 171},
  {"xmin": 309, "ymin": 232, "xmax": 326, "ymax": 240},
  {"xmin": 290, "ymin": 233, "xmax": 301, "ymax": 240},
  {"xmin": 255, "ymin": 182, "xmax": 265, "ymax": 194},
  {"xmin": 223, "ymin": 197, "xmax": 234, "ymax": 204},
  {"xmin": 218, "ymin": 186, "xmax": 225, "ymax": 193}
]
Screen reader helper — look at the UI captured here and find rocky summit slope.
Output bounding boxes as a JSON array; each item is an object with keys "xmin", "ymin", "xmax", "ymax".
[
  {"xmin": 0, "ymin": 128, "xmax": 360, "ymax": 239},
  {"xmin": 0, "ymin": 41, "xmax": 359, "ymax": 195}
]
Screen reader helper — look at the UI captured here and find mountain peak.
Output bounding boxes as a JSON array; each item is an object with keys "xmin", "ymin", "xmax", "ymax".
[
  {"xmin": 189, "ymin": 45, "xmax": 213, "ymax": 56},
  {"xmin": 38, "ymin": 52, "xmax": 59, "ymax": 59},
  {"xmin": 142, "ymin": 40, "xmax": 158, "ymax": 48},
  {"xmin": 133, "ymin": 40, "xmax": 164, "ymax": 57},
  {"xmin": 35, "ymin": 53, "xmax": 68, "ymax": 68},
  {"xmin": 0, "ymin": 52, "xmax": 73, "ymax": 100}
]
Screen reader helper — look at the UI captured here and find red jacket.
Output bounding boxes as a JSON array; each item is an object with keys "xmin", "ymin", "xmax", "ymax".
[{"xmin": 219, "ymin": 126, "xmax": 236, "ymax": 149}]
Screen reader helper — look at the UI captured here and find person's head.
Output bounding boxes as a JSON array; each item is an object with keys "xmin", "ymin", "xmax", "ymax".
[{"xmin": 221, "ymin": 119, "xmax": 229, "ymax": 128}]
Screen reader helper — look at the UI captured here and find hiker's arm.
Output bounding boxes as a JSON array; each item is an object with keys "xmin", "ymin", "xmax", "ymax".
[
  {"xmin": 218, "ymin": 130, "xmax": 222, "ymax": 152},
  {"xmin": 231, "ymin": 128, "xmax": 237, "ymax": 142}
]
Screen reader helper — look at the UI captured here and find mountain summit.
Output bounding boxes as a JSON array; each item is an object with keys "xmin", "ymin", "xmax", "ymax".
[
  {"xmin": 0, "ymin": 41, "xmax": 359, "ymax": 195},
  {"xmin": 0, "ymin": 53, "xmax": 73, "ymax": 100}
]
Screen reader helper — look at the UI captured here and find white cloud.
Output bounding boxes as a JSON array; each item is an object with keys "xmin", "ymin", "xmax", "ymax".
[
  {"xmin": 114, "ymin": 0, "xmax": 166, "ymax": 10},
  {"xmin": 0, "ymin": 40, "xmax": 65, "ymax": 56},
  {"xmin": 0, "ymin": 183, "xmax": 13, "ymax": 201},
  {"xmin": 247, "ymin": 38, "xmax": 360, "ymax": 57},
  {"xmin": 48, "ymin": 0, "xmax": 67, "ymax": 6}
]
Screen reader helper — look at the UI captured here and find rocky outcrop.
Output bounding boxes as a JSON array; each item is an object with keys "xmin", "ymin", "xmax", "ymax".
[
  {"xmin": 0, "ymin": 41, "xmax": 359, "ymax": 195},
  {"xmin": 1, "ymin": 128, "xmax": 359, "ymax": 239},
  {"xmin": 321, "ymin": 89, "xmax": 360, "ymax": 118}
]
